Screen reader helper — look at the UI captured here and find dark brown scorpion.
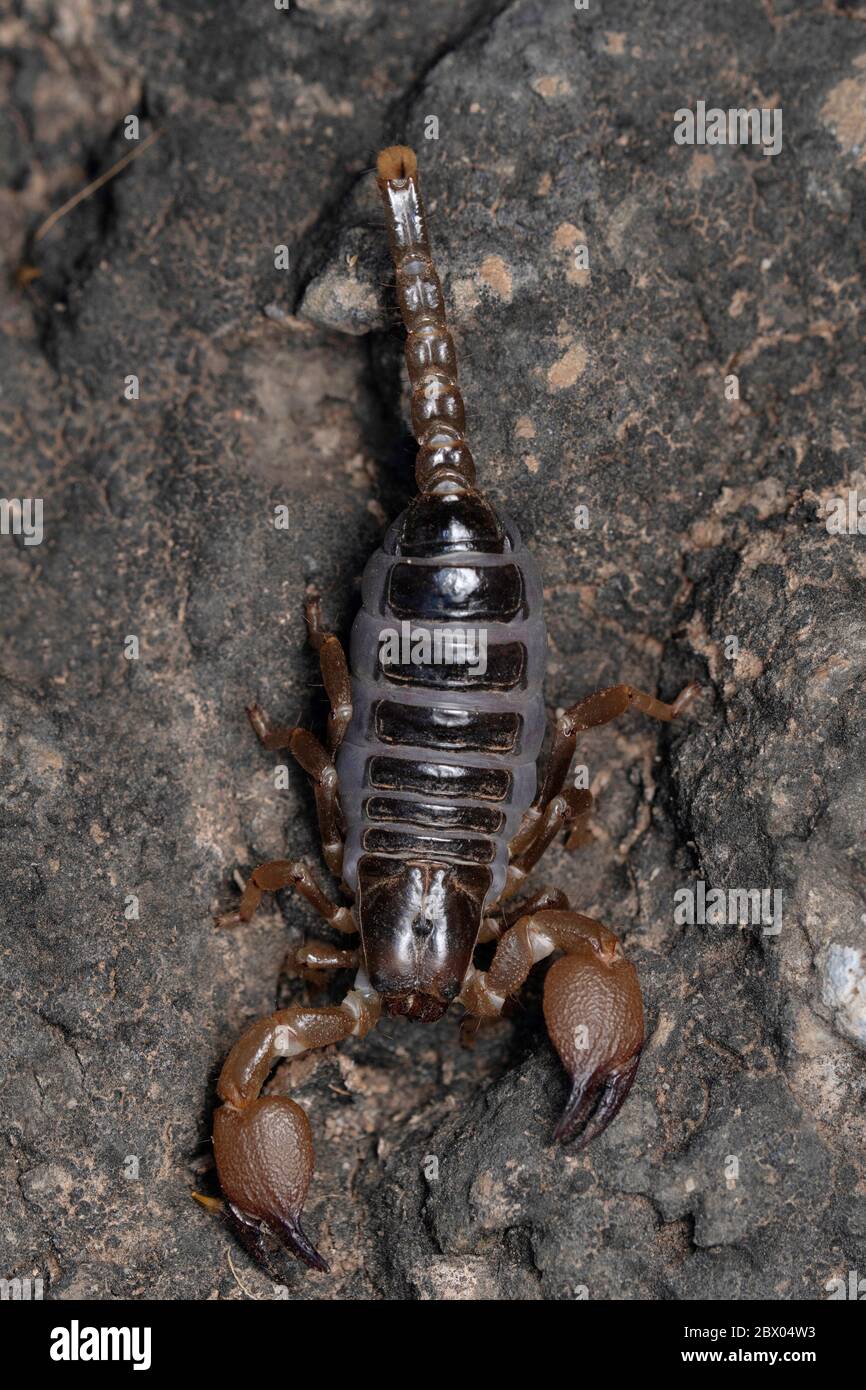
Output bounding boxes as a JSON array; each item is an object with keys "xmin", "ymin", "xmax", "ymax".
[{"xmin": 202, "ymin": 146, "xmax": 700, "ymax": 1274}]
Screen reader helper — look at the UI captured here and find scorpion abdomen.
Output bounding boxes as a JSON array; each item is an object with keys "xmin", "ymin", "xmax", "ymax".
[{"xmin": 337, "ymin": 488, "xmax": 548, "ymax": 911}]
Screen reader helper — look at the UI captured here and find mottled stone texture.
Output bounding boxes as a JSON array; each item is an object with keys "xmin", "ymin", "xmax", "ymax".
[{"xmin": 1, "ymin": 0, "xmax": 864, "ymax": 1302}]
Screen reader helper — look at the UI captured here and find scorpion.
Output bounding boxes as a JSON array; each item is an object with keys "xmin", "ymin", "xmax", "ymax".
[{"xmin": 204, "ymin": 146, "xmax": 700, "ymax": 1274}]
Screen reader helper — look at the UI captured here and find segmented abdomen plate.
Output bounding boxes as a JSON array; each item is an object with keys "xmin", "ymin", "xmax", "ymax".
[{"xmin": 337, "ymin": 505, "xmax": 547, "ymax": 905}]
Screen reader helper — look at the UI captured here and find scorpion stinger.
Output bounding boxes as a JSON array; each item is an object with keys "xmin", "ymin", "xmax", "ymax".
[{"xmin": 204, "ymin": 146, "xmax": 700, "ymax": 1276}]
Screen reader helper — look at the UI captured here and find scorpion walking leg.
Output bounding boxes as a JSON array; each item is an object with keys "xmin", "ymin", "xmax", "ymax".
[
  {"xmin": 511, "ymin": 680, "xmax": 700, "ymax": 856},
  {"xmin": 246, "ymin": 711, "xmax": 345, "ymax": 878},
  {"xmin": 295, "ymin": 941, "xmax": 360, "ymax": 970},
  {"xmin": 213, "ymin": 985, "xmax": 380, "ymax": 1273},
  {"xmin": 292, "ymin": 940, "xmax": 361, "ymax": 989},
  {"xmin": 460, "ymin": 909, "xmax": 644, "ymax": 1148},
  {"xmin": 304, "ymin": 592, "xmax": 353, "ymax": 755},
  {"xmin": 216, "ymin": 858, "xmax": 355, "ymax": 932},
  {"xmin": 502, "ymin": 788, "xmax": 592, "ymax": 901}
]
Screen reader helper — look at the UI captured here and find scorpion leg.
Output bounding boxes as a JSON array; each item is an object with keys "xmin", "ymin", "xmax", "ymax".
[
  {"xmin": 289, "ymin": 940, "xmax": 360, "ymax": 990},
  {"xmin": 215, "ymin": 858, "xmax": 356, "ymax": 932},
  {"xmin": 511, "ymin": 680, "xmax": 700, "ymax": 858},
  {"xmin": 459, "ymin": 909, "xmax": 644, "ymax": 1148},
  {"xmin": 304, "ymin": 591, "xmax": 353, "ymax": 756},
  {"xmin": 246, "ymin": 710, "xmax": 345, "ymax": 878},
  {"xmin": 295, "ymin": 941, "xmax": 360, "ymax": 970},
  {"xmin": 535, "ymin": 680, "xmax": 700, "ymax": 816},
  {"xmin": 213, "ymin": 985, "xmax": 380, "ymax": 1273},
  {"xmin": 501, "ymin": 788, "xmax": 592, "ymax": 902}
]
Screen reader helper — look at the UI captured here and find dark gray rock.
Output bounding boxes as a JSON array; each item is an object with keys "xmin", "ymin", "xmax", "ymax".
[{"xmin": 1, "ymin": 0, "xmax": 864, "ymax": 1301}]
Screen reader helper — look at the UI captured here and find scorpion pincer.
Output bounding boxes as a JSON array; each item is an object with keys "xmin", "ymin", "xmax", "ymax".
[{"xmin": 203, "ymin": 146, "xmax": 700, "ymax": 1273}]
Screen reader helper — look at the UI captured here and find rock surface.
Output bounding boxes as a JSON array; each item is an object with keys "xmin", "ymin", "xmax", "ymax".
[{"xmin": 1, "ymin": 0, "xmax": 864, "ymax": 1301}]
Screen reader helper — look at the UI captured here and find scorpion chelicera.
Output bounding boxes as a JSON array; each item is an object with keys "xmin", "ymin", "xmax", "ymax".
[{"xmin": 203, "ymin": 147, "xmax": 700, "ymax": 1273}]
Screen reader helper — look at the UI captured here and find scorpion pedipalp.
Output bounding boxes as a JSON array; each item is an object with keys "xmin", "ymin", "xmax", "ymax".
[
  {"xmin": 459, "ymin": 909, "xmax": 645, "ymax": 1149},
  {"xmin": 217, "ymin": 1100, "xmax": 327, "ymax": 1274},
  {"xmin": 212, "ymin": 990, "xmax": 380, "ymax": 1277},
  {"xmin": 553, "ymin": 1051, "xmax": 642, "ymax": 1150},
  {"xmin": 543, "ymin": 942, "xmax": 644, "ymax": 1148}
]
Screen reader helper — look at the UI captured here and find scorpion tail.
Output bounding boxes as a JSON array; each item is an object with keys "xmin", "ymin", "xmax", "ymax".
[{"xmin": 376, "ymin": 145, "xmax": 476, "ymax": 495}]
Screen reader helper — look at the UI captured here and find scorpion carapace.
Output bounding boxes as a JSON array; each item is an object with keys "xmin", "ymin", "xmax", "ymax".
[{"xmin": 204, "ymin": 145, "xmax": 700, "ymax": 1274}]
